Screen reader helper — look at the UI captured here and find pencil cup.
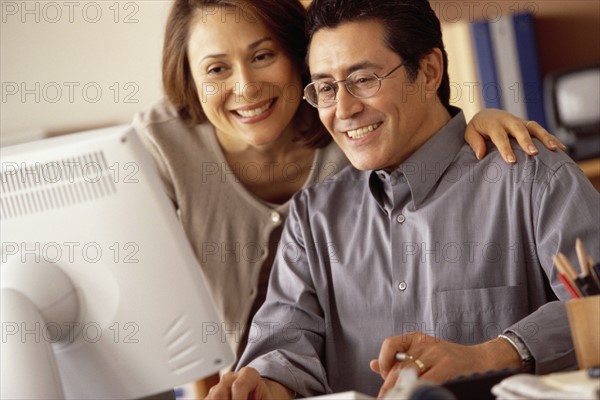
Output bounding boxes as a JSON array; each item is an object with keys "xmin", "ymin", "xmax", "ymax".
[{"xmin": 566, "ymin": 295, "xmax": 600, "ymax": 369}]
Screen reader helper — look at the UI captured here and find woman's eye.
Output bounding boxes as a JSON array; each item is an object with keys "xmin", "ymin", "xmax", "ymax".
[
  {"xmin": 254, "ymin": 52, "xmax": 274, "ymax": 62},
  {"xmin": 207, "ymin": 65, "xmax": 227, "ymax": 76}
]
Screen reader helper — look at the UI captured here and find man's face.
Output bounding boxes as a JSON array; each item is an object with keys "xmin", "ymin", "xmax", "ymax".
[{"xmin": 308, "ymin": 20, "xmax": 437, "ymax": 171}]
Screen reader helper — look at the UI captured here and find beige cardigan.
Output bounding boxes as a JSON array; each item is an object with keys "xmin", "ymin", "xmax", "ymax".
[{"xmin": 132, "ymin": 99, "xmax": 348, "ymax": 357}]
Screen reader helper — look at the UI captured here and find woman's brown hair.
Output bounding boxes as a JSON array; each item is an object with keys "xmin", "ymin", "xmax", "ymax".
[{"xmin": 162, "ymin": 0, "xmax": 331, "ymax": 147}]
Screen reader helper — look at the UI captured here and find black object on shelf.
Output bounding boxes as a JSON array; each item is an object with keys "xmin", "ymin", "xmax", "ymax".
[{"xmin": 544, "ymin": 65, "xmax": 600, "ymax": 161}]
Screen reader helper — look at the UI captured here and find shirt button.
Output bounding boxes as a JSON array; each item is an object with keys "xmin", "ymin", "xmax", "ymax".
[
  {"xmin": 270, "ymin": 211, "xmax": 281, "ymax": 224},
  {"xmin": 398, "ymin": 281, "xmax": 407, "ymax": 291},
  {"xmin": 396, "ymin": 214, "xmax": 405, "ymax": 224}
]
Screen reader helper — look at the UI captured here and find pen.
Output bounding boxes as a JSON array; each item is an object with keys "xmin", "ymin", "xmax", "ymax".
[
  {"xmin": 553, "ymin": 255, "xmax": 581, "ymax": 298},
  {"xmin": 559, "ymin": 252, "xmax": 600, "ymax": 296},
  {"xmin": 558, "ymin": 273, "xmax": 581, "ymax": 299},
  {"xmin": 592, "ymin": 263, "xmax": 600, "ymax": 291},
  {"xmin": 575, "ymin": 275, "xmax": 600, "ymax": 296},
  {"xmin": 557, "ymin": 252, "xmax": 579, "ymax": 281}
]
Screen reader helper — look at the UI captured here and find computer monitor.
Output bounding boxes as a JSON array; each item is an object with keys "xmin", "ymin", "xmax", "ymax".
[
  {"xmin": 544, "ymin": 65, "xmax": 600, "ymax": 161},
  {"xmin": 1, "ymin": 126, "xmax": 234, "ymax": 399}
]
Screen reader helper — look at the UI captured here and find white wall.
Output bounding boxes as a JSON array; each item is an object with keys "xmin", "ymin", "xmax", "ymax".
[{"xmin": 0, "ymin": 1, "xmax": 172, "ymax": 145}]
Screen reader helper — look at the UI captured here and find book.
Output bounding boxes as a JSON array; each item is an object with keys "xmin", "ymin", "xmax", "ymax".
[
  {"xmin": 489, "ymin": 15, "xmax": 528, "ymax": 119},
  {"xmin": 471, "ymin": 13, "xmax": 547, "ymax": 127},
  {"xmin": 442, "ymin": 20, "xmax": 484, "ymax": 121},
  {"xmin": 512, "ymin": 12, "xmax": 548, "ymax": 128},
  {"xmin": 470, "ymin": 20, "xmax": 502, "ymax": 109}
]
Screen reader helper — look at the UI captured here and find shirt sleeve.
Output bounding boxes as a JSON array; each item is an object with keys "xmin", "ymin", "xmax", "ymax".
[
  {"xmin": 507, "ymin": 159, "xmax": 600, "ymax": 374},
  {"xmin": 236, "ymin": 192, "xmax": 332, "ymax": 397}
]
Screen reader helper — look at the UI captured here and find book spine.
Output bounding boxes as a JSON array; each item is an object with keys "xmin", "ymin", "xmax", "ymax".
[
  {"xmin": 489, "ymin": 15, "xmax": 528, "ymax": 119},
  {"xmin": 470, "ymin": 20, "xmax": 502, "ymax": 109},
  {"xmin": 442, "ymin": 20, "xmax": 483, "ymax": 120},
  {"xmin": 513, "ymin": 12, "xmax": 548, "ymax": 128}
]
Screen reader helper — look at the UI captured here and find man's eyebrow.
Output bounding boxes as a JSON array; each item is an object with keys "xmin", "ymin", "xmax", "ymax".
[
  {"xmin": 198, "ymin": 36, "xmax": 273, "ymax": 64},
  {"xmin": 310, "ymin": 61, "xmax": 383, "ymax": 81}
]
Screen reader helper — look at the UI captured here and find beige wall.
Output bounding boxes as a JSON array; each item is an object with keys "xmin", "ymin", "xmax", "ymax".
[
  {"xmin": 1, "ymin": 1, "xmax": 171, "ymax": 145},
  {"xmin": 2, "ymin": 1, "xmax": 598, "ymax": 145}
]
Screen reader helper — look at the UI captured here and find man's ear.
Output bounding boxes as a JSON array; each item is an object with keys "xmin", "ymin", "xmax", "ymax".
[{"xmin": 420, "ymin": 48, "xmax": 444, "ymax": 94}]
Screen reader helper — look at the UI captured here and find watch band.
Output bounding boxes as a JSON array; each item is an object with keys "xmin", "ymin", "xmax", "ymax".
[{"xmin": 498, "ymin": 332, "xmax": 534, "ymax": 373}]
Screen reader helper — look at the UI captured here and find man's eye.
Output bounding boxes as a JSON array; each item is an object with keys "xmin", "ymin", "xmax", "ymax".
[
  {"xmin": 318, "ymin": 84, "xmax": 334, "ymax": 94},
  {"xmin": 353, "ymin": 75, "xmax": 376, "ymax": 85}
]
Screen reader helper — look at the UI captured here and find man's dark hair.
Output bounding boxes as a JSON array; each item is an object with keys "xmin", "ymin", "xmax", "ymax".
[{"xmin": 306, "ymin": 0, "xmax": 450, "ymax": 108}]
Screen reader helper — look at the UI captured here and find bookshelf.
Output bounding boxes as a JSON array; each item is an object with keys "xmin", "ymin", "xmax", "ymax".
[
  {"xmin": 436, "ymin": 0, "xmax": 599, "ymax": 118},
  {"xmin": 434, "ymin": 1, "xmax": 600, "ymax": 190},
  {"xmin": 432, "ymin": 1, "xmax": 600, "ymax": 76}
]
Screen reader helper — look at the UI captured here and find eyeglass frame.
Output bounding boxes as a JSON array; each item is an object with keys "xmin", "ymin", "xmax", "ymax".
[{"xmin": 303, "ymin": 62, "xmax": 406, "ymax": 108}]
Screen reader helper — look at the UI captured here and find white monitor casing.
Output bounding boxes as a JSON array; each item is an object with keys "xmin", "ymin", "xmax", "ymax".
[{"xmin": 1, "ymin": 126, "xmax": 234, "ymax": 399}]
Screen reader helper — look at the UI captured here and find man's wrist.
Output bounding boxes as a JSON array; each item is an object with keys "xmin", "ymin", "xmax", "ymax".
[{"xmin": 498, "ymin": 332, "xmax": 534, "ymax": 373}]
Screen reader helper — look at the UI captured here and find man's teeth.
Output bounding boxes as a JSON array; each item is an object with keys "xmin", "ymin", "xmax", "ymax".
[
  {"xmin": 346, "ymin": 123, "xmax": 381, "ymax": 139},
  {"xmin": 236, "ymin": 101, "xmax": 273, "ymax": 118}
]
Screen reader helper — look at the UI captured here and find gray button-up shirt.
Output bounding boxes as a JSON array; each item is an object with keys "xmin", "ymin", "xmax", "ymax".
[{"xmin": 238, "ymin": 111, "xmax": 600, "ymax": 397}]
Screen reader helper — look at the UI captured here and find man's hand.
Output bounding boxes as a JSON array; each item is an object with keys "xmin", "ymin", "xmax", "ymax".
[
  {"xmin": 369, "ymin": 332, "xmax": 523, "ymax": 398},
  {"xmin": 205, "ymin": 367, "xmax": 294, "ymax": 400}
]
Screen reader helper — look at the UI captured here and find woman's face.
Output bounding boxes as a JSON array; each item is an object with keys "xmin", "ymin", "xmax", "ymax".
[{"xmin": 187, "ymin": 7, "xmax": 303, "ymax": 150}]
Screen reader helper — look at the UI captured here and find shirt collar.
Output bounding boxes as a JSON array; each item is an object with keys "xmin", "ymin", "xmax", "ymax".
[{"xmin": 369, "ymin": 109, "xmax": 467, "ymax": 209}]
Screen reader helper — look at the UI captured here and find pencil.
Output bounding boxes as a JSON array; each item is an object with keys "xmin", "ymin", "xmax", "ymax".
[
  {"xmin": 553, "ymin": 255, "xmax": 582, "ymax": 298},
  {"xmin": 558, "ymin": 252, "xmax": 579, "ymax": 281},
  {"xmin": 575, "ymin": 238, "xmax": 590, "ymax": 276},
  {"xmin": 588, "ymin": 256, "xmax": 596, "ymax": 273}
]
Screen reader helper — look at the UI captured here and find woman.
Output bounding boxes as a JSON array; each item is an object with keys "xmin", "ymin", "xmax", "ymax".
[{"xmin": 132, "ymin": 0, "xmax": 563, "ymax": 394}]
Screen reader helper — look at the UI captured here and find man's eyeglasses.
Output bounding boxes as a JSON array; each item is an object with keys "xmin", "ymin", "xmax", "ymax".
[{"xmin": 303, "ymin": 63, "xmax": 405, "ymax": 108}]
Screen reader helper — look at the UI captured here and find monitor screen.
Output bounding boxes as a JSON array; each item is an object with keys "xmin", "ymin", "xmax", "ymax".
[
  {"xmin": 1, "ymin": 126, "xmax": 234, "ymax": 399},
  {"xmin": 555, "ymin": 68, "xmax": 600, "ymax": 127}
]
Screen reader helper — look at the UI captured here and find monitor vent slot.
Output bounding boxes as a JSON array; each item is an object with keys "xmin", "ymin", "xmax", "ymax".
[{"xmin": 1, "ymin": 151, "xmax": 116, "ymax": 220}]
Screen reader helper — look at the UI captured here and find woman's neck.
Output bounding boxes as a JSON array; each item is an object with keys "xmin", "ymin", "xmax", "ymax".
[{"xmin": 215, "ymin": 128, "xmax": 317, "ymax": 204}]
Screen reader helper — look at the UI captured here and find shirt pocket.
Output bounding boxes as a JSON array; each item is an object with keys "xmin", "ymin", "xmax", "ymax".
[{"xmin": 433, "ymin": 286, "xmax": 528, "ymax": 345}]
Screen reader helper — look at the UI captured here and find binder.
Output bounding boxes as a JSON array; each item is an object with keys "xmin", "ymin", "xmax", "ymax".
[
  {"xmin": 489, "ymin": 15, "xmax": 528, "ymax": 119},
  {"xmin": 513, "ymin": 13, "xmax": 548, "ymax": 128},
  {"xmin": 471, "ymin": 20, "xmax": 502, "ymax": 109},
  {"xmin": 442, "ymin": 20, "xmax": 483, "ymax": 120},
  {"xmin": 471, "ymin": 13, "xmax": 547, "ymax": 127}
]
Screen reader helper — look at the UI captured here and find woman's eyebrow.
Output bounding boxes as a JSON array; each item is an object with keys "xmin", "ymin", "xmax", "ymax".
[{"xmin": 198, "ymin": 36, "xmax": 274, "ymax": 64}]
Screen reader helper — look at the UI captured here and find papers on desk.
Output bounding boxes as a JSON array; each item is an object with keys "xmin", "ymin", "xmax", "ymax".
[{"xmin": 492, "ymin": 370, "xmax": 600, "ymax": 399}]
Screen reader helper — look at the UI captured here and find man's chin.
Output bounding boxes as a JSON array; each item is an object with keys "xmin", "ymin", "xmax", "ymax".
[{"xmin": 347, "ymin": 157, "xmax": 382, "ymax": 171}]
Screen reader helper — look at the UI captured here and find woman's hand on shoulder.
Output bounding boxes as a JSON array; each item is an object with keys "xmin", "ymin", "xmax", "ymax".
[{"xmin": 465, "ymin": 108, "xmax": 566, "ymax": 163}]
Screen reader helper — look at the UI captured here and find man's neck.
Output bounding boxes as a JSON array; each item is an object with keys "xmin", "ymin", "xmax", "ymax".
[{"xmin": 383, "ymin": 102, "xmax": 453, "ymax": 172}]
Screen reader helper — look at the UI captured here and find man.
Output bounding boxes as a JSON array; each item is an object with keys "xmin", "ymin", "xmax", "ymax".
[{"xmin": 207, "ymin": 0, "xmax": 600, "ymax": 398}]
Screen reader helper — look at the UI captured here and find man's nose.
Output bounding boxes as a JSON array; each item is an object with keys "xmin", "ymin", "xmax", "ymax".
[{"xmin": 335, "ymin": 84, "xmax": 363, "ymax": 120}]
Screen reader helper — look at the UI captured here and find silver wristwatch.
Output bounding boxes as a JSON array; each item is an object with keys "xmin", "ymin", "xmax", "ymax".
[{"xmin": 498, "ymin": 331, "xmax": 534, "ymax": 372}]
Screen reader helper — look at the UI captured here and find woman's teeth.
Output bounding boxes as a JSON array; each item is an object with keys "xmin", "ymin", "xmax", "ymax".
[
  {"xmin": 236, "ymin": 100, "xmax": 273, "ymax": 118},
  {"xmin": 346, "ymin": 122, "xmax": 382, "ymax": 139}
]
